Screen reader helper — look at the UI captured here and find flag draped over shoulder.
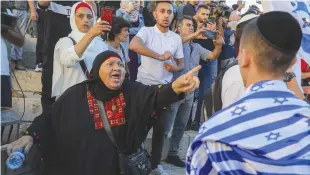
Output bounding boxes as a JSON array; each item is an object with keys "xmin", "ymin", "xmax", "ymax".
[
  {"xmin": 186, "ymin": 80, "xmax": 310, "ymax": 175},
  {"xmin": 262, "ymin": 1, "xmax": 310, "ymax": 89}
]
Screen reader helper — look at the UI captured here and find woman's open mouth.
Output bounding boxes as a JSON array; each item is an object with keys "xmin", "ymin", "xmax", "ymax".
[{"xmin": 110, "ymin": 73, "xmax": 121, "ymax": 81}]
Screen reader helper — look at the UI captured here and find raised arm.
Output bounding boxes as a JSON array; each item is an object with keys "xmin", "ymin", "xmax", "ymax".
[
  {"xmin": 57, "ymin": 21, "xmax": 110, "ymax": 67},
  {"xmin": 181, "ymin": 26, "xmax": 207, "ymax": 44},
  {"xmin": 28, "ymin": 0, "xmax": 38, "ymax": 21},
  {"xmin": 205, "ymin": 34, "xmax": 222, "ymax": 60},
  {"xmin": 129, "ymin": 36, "xmax": 161, "ymax": 60}
]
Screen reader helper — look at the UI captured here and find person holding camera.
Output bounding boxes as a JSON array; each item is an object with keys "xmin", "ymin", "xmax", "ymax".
[
  {"xmin": 1, "ymin": 8, "xmax": 25, "ymax": 108},
  {"xmin": 162, "ymin": 15, "xmax": 222, "ymax": 167},
  {"xmin": 52, "ymin": 2, "xmax": 110, "ymax": 99},
  {"xmin": 186, "ymin": 5, "xmax": 220, "ymax": 130}
]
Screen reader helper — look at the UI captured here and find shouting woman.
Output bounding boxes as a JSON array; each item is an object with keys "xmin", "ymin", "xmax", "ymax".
[{"xmin": 4, "ymin": 51, "xmax": 201, "ymax": 175}]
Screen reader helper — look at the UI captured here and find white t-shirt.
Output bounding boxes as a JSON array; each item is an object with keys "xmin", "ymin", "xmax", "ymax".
[
  {"xmin": 136, "ymin": 25, "xmax": 184, "ymax": 85},
  {"xmin": 1, "ymin": 37, "xmax": 10, "ymax": 76},
  {"xmin": 221, "ymin": 65, "xmax": 245, "ymax": 108}
]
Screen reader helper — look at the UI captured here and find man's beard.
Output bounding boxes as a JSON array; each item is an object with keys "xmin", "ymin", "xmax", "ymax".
[
  {"xmin": 198, "ymin": 17, "xmax": 206, "ymax": 24},
  {"xmin": 158, "ymin": 22, "xmax": 170, "ymax": 28}
]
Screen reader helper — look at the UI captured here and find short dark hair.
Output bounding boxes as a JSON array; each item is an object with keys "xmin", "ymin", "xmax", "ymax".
[
  {"xmin": 232, "ymin": 4, "xmax": 239, "ymax": 10},
  {"xmin": 108, "ymin": 16, "xmax": 131, "ymax": 41},
  {"xmin": 154, "ymin": 1, "xmax": 172, "ymax": 10},
  {"xmin": 178, "ymin": 15, "xmax": 193, "ymax": 27},
  {"xmin": 235, "ymin": 19, "xmax": 253, "ymax": 51},
  {"xmin": 197, "ymin": 5, "xmax": 210, "ymax": 12},
  {"xmin": 240, "ymin": 21, "xmax": 295, "ymax": 75}
]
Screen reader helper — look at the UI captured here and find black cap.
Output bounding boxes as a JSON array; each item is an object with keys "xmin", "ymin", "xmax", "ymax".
[{"xmin": 251, "ymin": 11, "xmax": 302, "ymax": 55}]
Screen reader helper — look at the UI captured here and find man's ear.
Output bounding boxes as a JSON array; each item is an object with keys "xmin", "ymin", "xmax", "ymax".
[
  {"xmin": 238, "ymin": 49, "xmax": 250, "ymax": 68},
  {"xmin": 152, "ymin": 11, "xmax": 157, "ymax": 21},
  {"xmin": 288, "ymin": 57, "xmax": 297, "ymax": 69}
]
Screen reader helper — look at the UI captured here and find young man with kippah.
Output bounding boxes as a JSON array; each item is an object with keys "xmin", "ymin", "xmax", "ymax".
[{"xmin": 187, "ymin": 11, "xmax": 310, "ymax": 174}]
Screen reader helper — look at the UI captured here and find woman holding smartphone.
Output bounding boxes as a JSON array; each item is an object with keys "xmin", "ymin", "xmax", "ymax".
[{"xmin": 52, "ymin": 2, "xmax": 111, "ymax": 99}]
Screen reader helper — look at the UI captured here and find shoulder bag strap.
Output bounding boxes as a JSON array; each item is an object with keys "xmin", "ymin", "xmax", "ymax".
[
  {"xmin": 97, "ymin": 100, "xmax": 118, "ymax": 148},
  {"xmin": 97, "ymin": 100, "xmax": 126, "ymax": 175},
  {"xmin": 68, "ymin": 37, "xmax": 90, "ymax": 78},
  {"xmin": 119, "ymin": 44, "xmax": 126, "ymax": 64}
]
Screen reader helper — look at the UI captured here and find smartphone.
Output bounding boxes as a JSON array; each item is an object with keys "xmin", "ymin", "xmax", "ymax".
[
  {"xmin": 204, "ymin": 30, "xmax": 217, "ymax": 40},
  {"xmin": 1, "ymin": 13, "xmax": 17, "ymax": 29},
  {"xmin": 101, "ymin": 8, "xmax": 113, "ymax": 25}
]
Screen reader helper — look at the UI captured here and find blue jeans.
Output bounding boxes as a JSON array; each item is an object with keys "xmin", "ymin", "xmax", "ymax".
[
  {"xmin": 195, "ymin": 60, "xmax": 218, "ymax": 123},
  {"xmin": 11, "ymin": 9, "xmax": 29, "ymax": 60},
  {"xmin": 163, "ymin": 92, "xmax": 194, "ymax": 156}
]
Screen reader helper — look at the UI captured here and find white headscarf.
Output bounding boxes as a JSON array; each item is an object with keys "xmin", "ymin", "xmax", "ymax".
[{"xmin": 68, "ymin": 2, "xmax": 97, "ymax": 42}]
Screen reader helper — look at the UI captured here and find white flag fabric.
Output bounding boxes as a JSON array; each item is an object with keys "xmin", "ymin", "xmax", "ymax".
[
  {"xmin": 262, "ymin": 1, "xmax": 310, "ymax": 90},
  {"xmin": 186, "ymin": 80, "xmax": 310, "ymax": 175}
]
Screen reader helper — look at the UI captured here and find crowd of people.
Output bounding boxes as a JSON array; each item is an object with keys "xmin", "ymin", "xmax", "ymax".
[{"xmin": 1, "ymin": 0, "xmax": 310, "ymax": 175}]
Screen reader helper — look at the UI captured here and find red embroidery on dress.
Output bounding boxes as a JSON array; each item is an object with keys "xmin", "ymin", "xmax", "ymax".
[{"xmin": 87, "ymin": 90, "xmax": 126, "ymax": 130}]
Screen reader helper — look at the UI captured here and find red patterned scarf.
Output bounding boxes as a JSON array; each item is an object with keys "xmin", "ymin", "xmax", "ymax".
[{"xmin": 87, "ymin": 90, "xmax": 126, "ymax": 129}]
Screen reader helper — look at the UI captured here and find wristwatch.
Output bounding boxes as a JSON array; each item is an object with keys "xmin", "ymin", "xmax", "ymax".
[{"xmin": 283, "ymin": 72, "xmax": 296, "ymax": 82}]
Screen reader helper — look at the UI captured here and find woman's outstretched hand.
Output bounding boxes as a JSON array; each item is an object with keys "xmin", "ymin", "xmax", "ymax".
[{"xmin": 172, "ymin": 65, "xmax": 201, "ymax": 94}]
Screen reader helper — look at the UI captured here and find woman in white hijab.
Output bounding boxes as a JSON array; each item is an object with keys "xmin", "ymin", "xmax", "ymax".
[{"xmin": 52, "ymin": 2, "xmax": 110, "ymax": 99}]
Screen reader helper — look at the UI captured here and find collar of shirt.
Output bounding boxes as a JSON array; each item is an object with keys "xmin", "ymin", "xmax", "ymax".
[{"xmin": 154, "ymin": 25, "xmax": 171, "ymax": 37}]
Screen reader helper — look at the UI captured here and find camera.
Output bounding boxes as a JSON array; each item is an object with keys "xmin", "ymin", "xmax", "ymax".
[{"xmin": 213, "ymin": 6, "xmax": 231, "ymax": 19}]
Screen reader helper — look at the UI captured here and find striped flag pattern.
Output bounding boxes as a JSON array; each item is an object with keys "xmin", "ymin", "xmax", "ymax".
[{"xmin": 186, "ymin": 80, "xmax": 310, "ymax": 175}]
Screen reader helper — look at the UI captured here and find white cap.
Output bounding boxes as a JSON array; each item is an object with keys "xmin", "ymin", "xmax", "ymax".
[{"xmin": 237, "ymin": 14, "xmax": 258, "ymax": 26}]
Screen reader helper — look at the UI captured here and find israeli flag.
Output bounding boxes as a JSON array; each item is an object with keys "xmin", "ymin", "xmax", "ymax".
[{"xmin": 262, "ymin": 1, "xmax": 310, "ymax": 90}]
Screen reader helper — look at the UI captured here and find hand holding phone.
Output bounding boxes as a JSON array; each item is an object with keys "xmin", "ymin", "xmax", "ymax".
[
  {"xmin": 101, "ymin": 8, "xmax": 113, "ymax": 25},
  {"xmin": 88, "ymin": 20, "xmax": 111, "ymax": 37},
  {"xmin": 203, "ymin": 30, "xmax": 217, "ymax": 40}
]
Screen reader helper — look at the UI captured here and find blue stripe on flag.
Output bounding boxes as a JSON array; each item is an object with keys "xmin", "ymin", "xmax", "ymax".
[
  {"xmin": 256, "ymin": 172, "xmax": 303, "ymax": 175},
  {"xmin": 218, "ymin": 169, "xmax": 256, "ymax": 175},
  {"xmin": 252, "ymin": 131, "xmax": 309, "ymax": 155},
  {"xmin": 233, "ymin": 146, "xmax": 310, "ymax": 166},
  {"xmin": 220, "ymin": 114, "xmax": 303, "ymax": 143},
  {"xmin": 280, "ymin": 144, "xmax": 310, "ymax": 160},
  {"xmin": 208, "ymin": 151, "xmax": 245, "ymax": 163},
  {"xmin": 199, "ymin": 157, "xmax": 213, "ymax": 175},
  {"xmin": 196, "ymin": 105, "xmax": 303, "ymax": 141}
]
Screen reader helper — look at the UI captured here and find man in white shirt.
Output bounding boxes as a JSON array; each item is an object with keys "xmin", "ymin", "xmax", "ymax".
[{"xmin": 129, "ymin": 1, "xmax": 184, "ymax": 174}]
